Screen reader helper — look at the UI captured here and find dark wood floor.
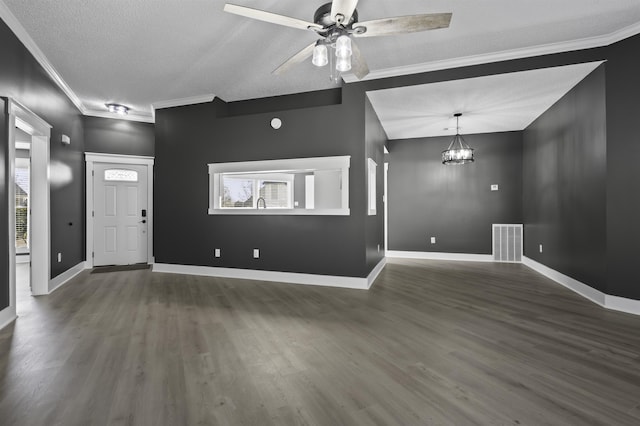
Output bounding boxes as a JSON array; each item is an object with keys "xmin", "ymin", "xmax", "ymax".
[{"xmin": 1, "ymin": 259, "xmax": 640, "ymax": 425}]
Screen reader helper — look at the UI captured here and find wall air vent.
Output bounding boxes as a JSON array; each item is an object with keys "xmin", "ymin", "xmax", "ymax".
[{"xmin": 492, "ymin": 224, "xmax": 523, "ymax": 263}]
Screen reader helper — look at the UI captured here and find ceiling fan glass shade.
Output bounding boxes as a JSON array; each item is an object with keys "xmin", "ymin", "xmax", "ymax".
[
  {"xmin": 336, "ymin": 55, "xmax": 352, "ymax": 72},
  {"xmin": 442, "ymin": 134, "xmax": 474, "ymax": 165},
  {"xmin": 335, "ymin": 35, "xmax": 352, "ymax": 58},
  {"xmin": 312, "ymin": 44, "xmax": 328, "ymax": 66}
]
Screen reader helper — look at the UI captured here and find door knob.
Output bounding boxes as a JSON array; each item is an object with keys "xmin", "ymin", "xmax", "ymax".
[{"xmin": 140, "ymin": 219, "xmax": 147, "ymax": 224}]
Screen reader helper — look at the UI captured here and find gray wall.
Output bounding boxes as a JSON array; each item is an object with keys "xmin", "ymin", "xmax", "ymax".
[
  {"xmin": 154, "ymin": 87, "xmax": 373, "ymax": 278},
  {"xmin": 0, "ymin": 17, "xmax": 85, "ymax": 307},
  {"xmin": 2, "ymin": 11, "xmax": 640, "ymax": 305},
  {"xmin": 605, "ymin": 35, "xmax": 640, "ymax": 300},
  {"xmin": 84, "ymin": 116, "xmax": 154, "ymax": 156},
  {"xmin": 388, "ymin": 131, "xmax": 523, "ymax": 254},
  {"xmin": 523, "ymin": 65, "xmax": 607, "ymax": 292}
]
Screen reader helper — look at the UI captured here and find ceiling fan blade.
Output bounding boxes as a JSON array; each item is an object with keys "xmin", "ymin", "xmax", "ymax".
[
  {"xmin": 331, "ymin": 0, "xmax": 359, "ymax": 25},
  {"xmin": 353, "ymin": 13, "xmax": 452, "ymax": 38},
  {"xmin": 350, "ymin": 40, "xmax": 369, "ymax": 80},
  {"xmin": 224, "ymin": 4, "xmax": 322, "ymax": 31},
  {"xmin": 273, "ymin": 42, "xmax": 317, "ymax": 75}
]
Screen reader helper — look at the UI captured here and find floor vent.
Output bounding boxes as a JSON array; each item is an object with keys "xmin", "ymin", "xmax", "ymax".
[{"xmin": 492, "ymin": 224, "xmax": 523, "ymax": 263}]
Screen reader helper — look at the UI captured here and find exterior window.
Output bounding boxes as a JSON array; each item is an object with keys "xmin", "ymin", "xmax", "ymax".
[
  {"xmin": 104, "ymin": 169, "xmax": 138, "ymax": 182},
  {"xmin": 222, "ymin": 177, "xmax": 254, "ymax": 208}
]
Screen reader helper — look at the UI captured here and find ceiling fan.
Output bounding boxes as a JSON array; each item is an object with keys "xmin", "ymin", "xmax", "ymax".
[{"xmin": 223, "ymin": 1, "xmax": 452, "ymax": 81}]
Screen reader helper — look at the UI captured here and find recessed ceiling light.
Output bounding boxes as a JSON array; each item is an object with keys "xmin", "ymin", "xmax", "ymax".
[{"xmin": 105, "ymin": 103, "xmax": 129, "ymax": 115}]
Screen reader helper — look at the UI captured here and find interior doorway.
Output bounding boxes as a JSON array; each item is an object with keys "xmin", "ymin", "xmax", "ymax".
[
  {"xmin": 15, "ymin": 131, "xmax": 32, "ymax": 299},
  {"xmin": 5, "ymin": 99, "xmax": 51, "ymax": 324}
]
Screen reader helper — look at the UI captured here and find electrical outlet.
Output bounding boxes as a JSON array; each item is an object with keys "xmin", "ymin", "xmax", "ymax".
[
  {"xmin": 377, "ymin": 244, "xmax": 380, "ymax": 252},
  {"xmin": 57, "ymin": 252, "xmax": 62, "ymax": 263},
  {"xmin": 214, "ymin": 248, "xmax": 221, "ymax": 258},
  {"xmin": 491, "ymin": 184, "xmax": 499, "ymax": 191},
  {"xmin": 253, "ymin": 249, "xmax": 260, "ymax": 259},
  {"xmin": 430, "ymin": 237, "xmax": 436, "ymax": 244},
  {"xmin": 294, "ymin": 201, "xmax": 299, "ymax": 207},
  {"xmin": 539, "ymin": 244, "xmax": 543, "ymax": 253}
]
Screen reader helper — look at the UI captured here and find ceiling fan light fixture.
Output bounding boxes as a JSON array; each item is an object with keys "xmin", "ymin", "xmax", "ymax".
[
  {"xmin": 222, "ymin": 1, "xmax": 452, "ymax": 82},
  {"xmin": 312, "ymin": 43, "xmax": 328, "ymax": 67}
]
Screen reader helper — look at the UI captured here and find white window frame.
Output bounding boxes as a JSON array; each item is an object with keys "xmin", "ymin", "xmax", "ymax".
[
  {"xmin": 208, "ymin": 156, "xmax": 350, "ymax": 215},
  {"xmin": 103, "ymin": 168, "xmax": 139, "ymax": 182},
  {"xmin": 368, "ymin": 158, "xmax": 377, "ymax": 216}
]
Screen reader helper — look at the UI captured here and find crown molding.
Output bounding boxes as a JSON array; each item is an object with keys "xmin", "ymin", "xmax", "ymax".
[
  {"xmin": 0, "ymin": 1, "xmax": 86, "ymax": 114},
  {"xmin": 4, "ymin": 0, "xmax": 640, "ymax": 121},
  {"xmin": 83, "ymin": 109, "xmax": 155, "ymax": 124},
  {"xmin": 344, "ymin": 20, "xmax": 640, "ymax": 83},
  {"xmin": 152, "ymin": 94, "xmax": 216, "ymax": 111}
]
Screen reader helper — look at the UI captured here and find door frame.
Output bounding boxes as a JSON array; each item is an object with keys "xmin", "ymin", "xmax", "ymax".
[
  {"xmin": 85, "ymin": 153, "xmax": 154, "ymax": 268},
  {"xmin": 384, "ymin": 162, "xmax": 389, "ymax": 253},
  {"xmin": 8, "ymin": 99, "xmax": 51, "ymax": 303}
]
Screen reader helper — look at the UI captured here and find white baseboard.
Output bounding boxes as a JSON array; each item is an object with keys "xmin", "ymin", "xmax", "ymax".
[
  {"xmin": 48, "ymin": 261, "xmax": 88, "ymax": 294},
  {"xmin": 386, "ymin": 250, "xmax": 494, "ymax": 262},
  {"xmin": 523, "ymin": 256, "xmax": 640, "ymax": 315},
  {"xmin": 605, "ymin": 295, "xmax": 640, "ymax": 315},
  {"xmin": 367, "ymin": 258, "xmax": 387, "ymax": 289},
  {"xmin": 152, "ymin": 263, "xmax": 379, "ymax": 290},
  {"xmin": 0, "ymin": 306, "xmax": 17, "ymax": 331}
]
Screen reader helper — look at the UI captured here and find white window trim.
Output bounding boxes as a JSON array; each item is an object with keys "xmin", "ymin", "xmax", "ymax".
[
  {"xmin": 208, "ymin": 156, "xmax": 350, "ymax": 216},
  {"xmin": 368, "ymin": 158, "xmax": 377, "ymax": 216}
]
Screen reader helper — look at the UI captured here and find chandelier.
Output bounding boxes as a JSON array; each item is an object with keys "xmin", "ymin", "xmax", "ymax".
[{"xmin": 442, "ymin": 113, "xmax": 474, "ymax": 165}]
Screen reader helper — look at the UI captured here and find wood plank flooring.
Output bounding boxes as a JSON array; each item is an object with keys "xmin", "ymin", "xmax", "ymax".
[{"xmin": 1, "ymin": 259, "xmax": 640, "ymax": 425}]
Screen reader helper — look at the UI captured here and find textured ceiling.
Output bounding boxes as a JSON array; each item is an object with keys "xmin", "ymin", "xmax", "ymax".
[
  {"xmin": 366, "ymin": 62, "xmax": 603, "ymax": 140},
  {"xmin": 1, "ymin": 1, "xmax": 639, "ymax": 124}
]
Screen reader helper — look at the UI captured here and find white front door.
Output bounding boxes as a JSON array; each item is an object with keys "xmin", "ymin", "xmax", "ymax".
[{"xmin": 93, "ymin": 163, "xmax": 148, "ymax": 266}]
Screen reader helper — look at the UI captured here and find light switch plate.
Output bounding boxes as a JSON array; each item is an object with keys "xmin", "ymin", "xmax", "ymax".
[
  {"xmin": 491, "ymin": 184, "xmax": 499, "ymax": 191},
  {"xmin": 253, "ymin": 249, "xmax": 260, "ymax": 258},
  {"xmin": 430, "ymin": 237, "xmax": 436, "ymax": 244},
  {"xmin": 214, "ymin": 249, "xmax": 221, "ymax": 258}
]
